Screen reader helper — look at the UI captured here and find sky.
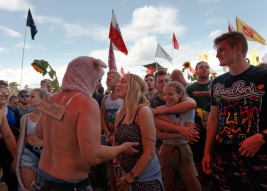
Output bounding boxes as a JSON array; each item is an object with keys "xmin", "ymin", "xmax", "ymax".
[{"xmin": 1, "ymin": 0, "xmax": 267, "ymax": 90}]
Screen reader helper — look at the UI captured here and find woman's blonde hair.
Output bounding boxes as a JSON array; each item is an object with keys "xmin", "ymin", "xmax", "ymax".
[
  {"xmin": 116, "ymin": 73, "xmax": 149, "ymax": 125},
  {"xmin": 164, "ymin": 81, "xmax": 185, "ymax": 102},
  {"xmin": 31, "ymin": 88, "xmax": 49, "ymax": 99}
]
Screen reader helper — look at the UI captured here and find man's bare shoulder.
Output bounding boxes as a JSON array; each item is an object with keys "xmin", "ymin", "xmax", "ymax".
[{"xmin": 49, "ymin": 91, "xmax": 98, "ymax": 113}]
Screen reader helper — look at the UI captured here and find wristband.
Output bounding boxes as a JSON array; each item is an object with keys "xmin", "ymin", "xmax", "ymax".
[
  {"xmin": 124, "ymin": 177, "xmax": 131, "ymax": 184},
  {"xmin": 129, "ymin": 170, "xmax": 138, "ymax": 180},
  {"xmin": 108, "ymin": 133, "xmax": 114, "ymax": 138},
  {"xmin": 112, "ymin": 163, "xmax": 118, "ymax": 167}
]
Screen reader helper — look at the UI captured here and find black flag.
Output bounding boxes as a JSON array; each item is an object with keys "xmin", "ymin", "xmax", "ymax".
[{"xmin": 26, "ymin": 9, "xmax": 38, "ymax": 40}]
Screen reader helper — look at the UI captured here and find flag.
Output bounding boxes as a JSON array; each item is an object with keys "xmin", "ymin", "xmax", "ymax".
[
  {"xmin": 198, "ymin": 50, "xmax": 209, "ymax": 62},
  {"xmin": 249, "ymin": 47, "xmax": 260, "ymax": 66},
  {"xmin": 236, "ymin": 16, "xmax": 266, "ymax": 45},
  {"xmin": 109, "ymin": 10, "xmax": 128, "ymax": 55},
  {"xmin": 108, "ymin": 41, "xmax": 117, "ymax": 71},
  {"xmin": 262, "ymin": 52, "xmax": 267, "ymax": 63},
  {"xmin": 155, "ymin": 44, "xmax": 172, "ymax": 63},
  {"xmin": 26, "ymin": 9, "xmax": 38, "ymax": 40},
  {"xmin": 120, "ymin": 66, "xmax": 125, "ymax": 76},
  {"xmin": 172, "ymin": 33, "xmax": 179, "ymax": 50},
  {"xmin": 228, "ymin": 20, "xmax": 236, "ymax": 32},
  {"xmin": 146, "ymin": 66, "xmax": 154, "ymax": 74}
]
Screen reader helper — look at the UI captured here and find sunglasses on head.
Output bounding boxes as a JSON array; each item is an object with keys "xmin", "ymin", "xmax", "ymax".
[
  {"xmin": 20, "ymin": 94, "xmax": 30, "ymax": 98},
  {"xmin": 0, "ymin": 92, "xmax": 9, "ymax": 97}
]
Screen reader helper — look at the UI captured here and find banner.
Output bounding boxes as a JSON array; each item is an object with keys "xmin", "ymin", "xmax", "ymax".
[
  {"xmin": 26, "ymin": 9, "xmax": 38, "ymax": 40},
  {"xmin": 155, "ymin": 44, "xmax": 172, "ymax": 63},
  {"xmin": 236, "ymin": 16, "xmax": 266, "ymax": 45}
]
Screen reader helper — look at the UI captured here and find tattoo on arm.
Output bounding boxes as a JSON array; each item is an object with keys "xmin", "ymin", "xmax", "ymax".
[{"xmin": 145, "ymin": 137, "xmax": 156, "ymax": 143}]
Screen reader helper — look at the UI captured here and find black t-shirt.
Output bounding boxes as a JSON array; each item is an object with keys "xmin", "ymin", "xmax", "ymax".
[{"xmin": 211, "ymin": 66, "xmax": 267, "ymax": 152}]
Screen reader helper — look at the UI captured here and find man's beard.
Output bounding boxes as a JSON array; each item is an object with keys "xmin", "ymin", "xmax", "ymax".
[
  {"xmin": 20, "ymin": 101, "xmax": 28, "ymax": 105},
  {"xmin": 148, "ymin": 87, "xmax": 154, "ymax": 91}
]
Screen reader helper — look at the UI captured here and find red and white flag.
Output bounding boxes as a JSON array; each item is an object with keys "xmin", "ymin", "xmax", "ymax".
[
  {"xmin": 109, "ymin": 9, "xmax": 128, "ymax": 55},
  {"xmin": 120, "ymin": 66, "xmax": 125, "ymax": 76},
  {"xmin": 172, "ymin": 33, "xmax": 179, "ymax": 50},
  {"xmin": 228, "ymin": 20, "xmax": 236, "ymax": 32},
  {"xmin": 146, "ymin": 66, "xmax": 154, "ymax": 74},
  {"xmin": 108, "ymin": 41, "xmax": 117, "ymax": 71}
]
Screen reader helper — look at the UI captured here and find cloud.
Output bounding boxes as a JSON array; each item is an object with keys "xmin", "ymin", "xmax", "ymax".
[
  {"xmin": 0, "ymin": 0, "xmax": 34, "ymax": 12},
  {"xmin": 0, "ymin": 26, "xmax": 22, "ymax": 37},
  {"xmin": 198, "ymin": 0, "xmax": 220, "ymax": 3},
  {"xmin": 207, "ymin": 30, "xmax": 222, "ymax": 38},
  {"xmin": 58, "ymin": 5, "xmax": 186, "ymax": 43},
  {"xmin": 0, "ymin": 47, "xmax": 8, "ymax": 53},
  {"xmin": 205, "ymin": 18, "xmax": 226, "ymax": 25},
  {"xmin": 0, "ymin": 65, "xmax": 67, "ymax": 89},
  {"xmin": 14, "ymin": 42, "xmax": 31, "ymax": 49},
  {"xmin": 205, "ymin": 7, "xmax": 219, "ymax": 15}
]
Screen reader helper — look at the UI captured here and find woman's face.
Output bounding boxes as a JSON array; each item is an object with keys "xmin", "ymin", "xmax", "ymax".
[
  {"xmin": 163, "ymin": 86, "xmax": 182, "ymax": 106},
  {"xmin": 116, "ymin": 77, "xmax": 127, "ymax": 99},
  {"xmin": 0, "ymin": 87, "xmax": 9, "ymax": 106},
  {"xmin": 28, "ymin": 90, "xmax": 43, "ymax": 108}
]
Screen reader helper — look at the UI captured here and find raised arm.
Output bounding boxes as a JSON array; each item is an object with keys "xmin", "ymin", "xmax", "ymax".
[{"xmin": 153, "ymin": 97, "xmax": 196, "ymax": 115}]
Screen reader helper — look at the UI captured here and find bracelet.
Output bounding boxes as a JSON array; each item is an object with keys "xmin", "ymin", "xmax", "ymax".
[
  {"xmin": 124, "ymin": 177, "xmax": 131, "ymax": 184},
  {"xmin": 108, "ymin": 133, "xmax": 114, "ymax": 138},
  {"xmin": 129, "ymin": 170, "xmax": 138, "ymax": 180}
]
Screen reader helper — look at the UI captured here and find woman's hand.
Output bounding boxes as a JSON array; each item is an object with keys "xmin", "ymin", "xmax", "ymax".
[{"xmin": 117, "ymin": 177, "xmax": 131, "ymax": 191}]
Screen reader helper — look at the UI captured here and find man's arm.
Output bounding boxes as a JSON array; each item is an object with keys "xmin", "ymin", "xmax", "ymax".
[
  {"xmin": 78, "ymin": 98, "xmax": 138, "ymax": 166},
  {"xmin": 153, "ymin": 97, "xmax": 196, "ymax": 115},
  {"xmin": 202, "ymin": 105, "xmax": 219, "ymax": 175},
  {"xmin": 155, "ymin": 117, "xmax": 199, "ymax": 142},
  {"xmin": 238, "ymin": 130, "xmax": 266, "ymax": 157}
]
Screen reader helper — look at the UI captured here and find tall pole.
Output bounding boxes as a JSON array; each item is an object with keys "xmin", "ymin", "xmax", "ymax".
[{"xmin": 20, "ymin": 26, "xmax": 27, "ymax": 90}]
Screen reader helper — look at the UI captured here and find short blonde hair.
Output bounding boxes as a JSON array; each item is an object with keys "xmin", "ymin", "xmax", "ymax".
[
  {"xmin": 164, "ymin": 81, "xmax": 185, "ymax": 102},
  {"xmin": 107, "ymin": 70, "xmax": 121, "ymax": 80},
  {"xmin": 31, "ymin": 88, "xmax": 49, "ymax": 99}
]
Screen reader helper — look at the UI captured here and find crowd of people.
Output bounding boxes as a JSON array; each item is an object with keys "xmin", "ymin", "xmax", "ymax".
[{"xmin": 0, "ymin": 31, "xmax": 266, "ymax": 191}]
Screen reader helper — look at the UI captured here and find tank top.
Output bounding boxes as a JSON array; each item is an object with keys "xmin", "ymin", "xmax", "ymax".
[
  {"xmin": 27, "ymin": 116, "xmax": 37, "ymax": 135},
  {"xmin": 104, "ymin": 93, "xmax": 123, "ymax": 133}
]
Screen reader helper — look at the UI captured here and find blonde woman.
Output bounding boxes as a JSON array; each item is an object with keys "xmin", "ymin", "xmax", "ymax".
[
  {"xmin": 13, "ymin": 88, "xmax": 48, "ymax": 190},
  {"xmin": 114, "ymin": 74, "xmax": 163, "ymax": 191}
]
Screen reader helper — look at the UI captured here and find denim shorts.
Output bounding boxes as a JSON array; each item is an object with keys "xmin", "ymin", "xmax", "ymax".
[{"xmin": 20, "ymin": 147, "xmax": 40, "ymax": 171}]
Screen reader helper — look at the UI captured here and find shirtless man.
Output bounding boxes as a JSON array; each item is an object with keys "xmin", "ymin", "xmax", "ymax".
[{"xmin": 32, "ymin": 56, "xmax": 138, "ymax": 191}]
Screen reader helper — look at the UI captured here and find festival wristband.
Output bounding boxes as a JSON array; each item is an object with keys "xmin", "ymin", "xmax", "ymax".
[
  {"xmin": 108, "ymin": 133, "xmax": 114, "ymax": 138},
  {"xmin": 129, "ymin": 170, "xmax": 138, "ymax": 180}
]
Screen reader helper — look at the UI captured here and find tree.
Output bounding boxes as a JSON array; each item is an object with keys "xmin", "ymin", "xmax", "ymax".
[
  {"xmin": 8, "ymin": 82, "xmax": 20, "ymax": 96},
  {"xmin": 23, "ymin": 84, "xmax": 33, "ymax": 93}
]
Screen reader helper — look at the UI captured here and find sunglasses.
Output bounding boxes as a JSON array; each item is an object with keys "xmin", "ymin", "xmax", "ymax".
[
  {"xmin": 0, "ymin": 92, "xmax": 9, "ymax": 97},
  {"xmin": 20, "ymin": 94, "xmax": 30, "ymax": 98}
]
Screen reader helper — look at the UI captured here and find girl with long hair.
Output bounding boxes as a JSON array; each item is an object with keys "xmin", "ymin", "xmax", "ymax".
[
  {"xmin": 114, "ymin": 73, "xmax": 163, "ymax": 191},
  {"xmin": 13, "ymin": 88, "xmax": 49, "ymax": 190}
]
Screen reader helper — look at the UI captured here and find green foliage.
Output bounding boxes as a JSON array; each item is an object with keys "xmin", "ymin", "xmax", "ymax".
[{"xmin": 32, "ymin": 59, "xmax": 59, "ymax": 90}]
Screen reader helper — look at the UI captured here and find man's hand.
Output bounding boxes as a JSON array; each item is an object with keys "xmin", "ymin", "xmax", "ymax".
[
  {"xmin": 194, "ymin": 123, "xmax": 202, "ymax": 132},
  {"xmin": 202, "ymin": 151, "xmax": 212, "ymax": 175},
  {"xmin": 107, "ymin": 135, "xmax": 114, "ymax": 145},
  {"xmin": 121, "ymin": 142, "xmax": 139, "ymax": 155},
  {"xmin": 180, "ymin": 127, "xmax": 199, "ymax": 143},
  {"xmin": 239, "ymin": 133, "xmax": 265, "ymax": 157},
  {"xmin": 153, "ymin": 106, "xmax": 166, "ymax": 115}
]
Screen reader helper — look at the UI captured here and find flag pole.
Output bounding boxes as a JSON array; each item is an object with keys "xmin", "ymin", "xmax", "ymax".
[
  {"xmin": 172, "ymin": 42, "xmax": 174, "ymax": 71},
  {"xmin": 20, "ymin": 26, "xmax": 28, "ymax": 90}
]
